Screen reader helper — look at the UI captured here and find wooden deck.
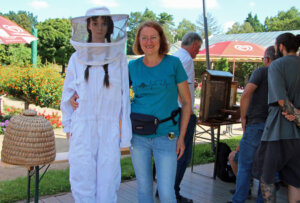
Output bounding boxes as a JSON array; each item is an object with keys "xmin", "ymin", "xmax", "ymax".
[{"xmin": 20, "ymin": 163, "xmax": 288, "ymax": 203}]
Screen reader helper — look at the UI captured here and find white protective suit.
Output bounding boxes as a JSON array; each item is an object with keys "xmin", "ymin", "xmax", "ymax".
[{"xmin": 60, "ymin": 7, "xmax": 132, "ymax": 203}]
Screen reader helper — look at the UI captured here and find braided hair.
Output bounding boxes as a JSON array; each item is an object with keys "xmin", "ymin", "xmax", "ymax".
[{"xmin": 85, "ymin": 16, "xmax": 114, "ymax": 87}]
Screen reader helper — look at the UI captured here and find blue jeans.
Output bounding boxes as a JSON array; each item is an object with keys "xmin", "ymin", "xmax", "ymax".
[
  {"xmin": 130, "ymin": 135, "xmax": 177, "ymax": 203},
  {"xmin": 232, "ymin": 122, "xmax": 265, "ymax": 203},
  {"xmin": 174, "ymin": 114, "xmax": 197, "ymax": 196}
]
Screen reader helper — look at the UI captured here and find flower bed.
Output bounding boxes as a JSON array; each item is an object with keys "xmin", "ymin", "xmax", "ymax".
[{"xmin": 1, "ymin": 104, "xmax": 62, "ymax": 130}]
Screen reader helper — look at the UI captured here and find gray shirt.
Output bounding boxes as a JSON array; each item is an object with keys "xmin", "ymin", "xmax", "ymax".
[
  {"xmin": 246, "ymin": 66, "xmax": 268, "ymax": 124},
  {"xmin": 262, "ymin": 55, "xmax": 300, "ymax": 141}
]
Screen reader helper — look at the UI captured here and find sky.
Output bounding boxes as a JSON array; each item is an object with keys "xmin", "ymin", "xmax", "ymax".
[{"xmin": 1, "ymin": 0, "xmax": 299, "ymax": 33}]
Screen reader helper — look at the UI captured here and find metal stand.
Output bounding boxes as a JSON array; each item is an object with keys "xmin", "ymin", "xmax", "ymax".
[
  {"xmin": 191, "ymin": 124, "xmax": 220, "ymax": 179},
  {"xmin": 26, "ymin": 164, "xmax": 50, "ymax": 203},
  {"xmin": 226, "ymin": 124, "xmax": 241, "ymax": 136},
  {"xmin": 191, "ymin": 120, "xmax": 240, "ymax": 179}
]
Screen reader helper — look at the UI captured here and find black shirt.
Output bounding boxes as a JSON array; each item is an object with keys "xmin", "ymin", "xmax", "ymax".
[{"xmin": 246, "ymin": 66, "xmax": 268, "ymax": 124}]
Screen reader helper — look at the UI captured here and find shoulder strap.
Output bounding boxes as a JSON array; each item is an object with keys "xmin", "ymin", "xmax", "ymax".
[{"xmin": 159, "ymin": 108, "xmax": 180, "ymax": 125}]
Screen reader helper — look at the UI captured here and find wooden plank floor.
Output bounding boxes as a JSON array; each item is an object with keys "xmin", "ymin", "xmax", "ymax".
[{"xmin": 21, "ymin": 163, "xmax": 288, "ymax": 203}]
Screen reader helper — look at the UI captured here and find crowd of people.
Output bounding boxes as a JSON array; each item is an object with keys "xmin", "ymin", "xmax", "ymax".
[{"xmin": 60, "ymin": 6, "xmax": 300, "ymax": 203}]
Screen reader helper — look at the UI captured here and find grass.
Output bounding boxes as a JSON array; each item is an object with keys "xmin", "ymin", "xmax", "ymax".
[{"xmin": 0, "ymin": 136, "xmax": 241, "ymax": 202}]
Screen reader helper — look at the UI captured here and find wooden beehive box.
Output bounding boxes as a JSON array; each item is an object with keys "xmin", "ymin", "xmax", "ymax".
[{"xmin": 199, "ymin": 70, "xmax": 233, "ymax": 122}]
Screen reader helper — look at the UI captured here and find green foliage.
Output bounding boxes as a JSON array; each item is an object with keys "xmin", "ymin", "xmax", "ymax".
[
  {"xmin": 265, "ymin": 7, "xmax": 300, "ymax": 31},
  {"xmin": 0, "ymin": 65, "xmax": 64, "ymax": 109},
  {"xmin": 226, "ymin": 22, "xmax": 254, "ymax": 34},
  {"xmin": 175, "ymin": 19, "xmax": 197, "ymax": 42},
  {"xmin": 36, "ymin": 18, "xmax": 74, "ymax": 68},
  {"xmin": 227, "ymin": 7, "xmax": 300, "ymax": 34},
  {"xmin": 215, "ymin": 57, "xmax": 229, "ymax": 71},
  {"xmin": 0, "ymin": 44, "xmax": 41, "ymax": 66},
  {"xmin": 229, "ymin": 62, "xmax": 260, "ymax": 86},
  {"xmin": 245, "ymin": 13, "xmax": 265, "ymax": 32},
  {"xmin": 126, "ymin": 8, "xmax": 177, "ymax": 54},
  {"xmin": 194, "ymin": 61, "xmax": 207, "ymax": 81}
]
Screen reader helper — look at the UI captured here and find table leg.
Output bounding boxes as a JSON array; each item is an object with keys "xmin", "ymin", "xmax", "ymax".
[
  {"xmin": 213, "ymin": 126, "xmax": 221, "ymax": 179},
  {"xmin": 210, "ymin": 127, "xmax": 215, "ymax": 152},
  {"xmin": 27, "ymin": 168, "xmax": 32, "ymax": 203},
  {"xmin": 191, "ymin": 128, "xmax": 197, "ymax": 173},
  {"xmin": 34, "ymin": 166, "xmax": 39, "ymax": 203}
]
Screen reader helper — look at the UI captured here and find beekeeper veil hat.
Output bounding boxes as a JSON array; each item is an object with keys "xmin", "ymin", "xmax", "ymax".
[{"xmin": 70, "ymin": 7, "xmax": 128, "ymax": 66}]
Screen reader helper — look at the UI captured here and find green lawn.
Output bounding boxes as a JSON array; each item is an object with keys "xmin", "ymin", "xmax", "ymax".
[{"xmin": 0, "ymin": 136, "xmax": 241, "ymax": 203}]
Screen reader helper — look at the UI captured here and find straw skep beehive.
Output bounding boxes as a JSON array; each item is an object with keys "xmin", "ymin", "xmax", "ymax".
[{"xmin": 1, "ymin": 109, "xmax": 56, "ymax": 166}]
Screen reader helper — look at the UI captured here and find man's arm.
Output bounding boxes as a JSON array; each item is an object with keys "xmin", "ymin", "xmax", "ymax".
[
  {"xmin": 240, "ymin": 83, "xmax": 258, "ymax": 132},
  {"xmin": 278, "ymin": 99, "xmax": 300, "ymax": 127}
]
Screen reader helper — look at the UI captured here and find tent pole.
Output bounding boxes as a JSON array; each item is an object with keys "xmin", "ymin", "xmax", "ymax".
[
  {"xmin": 202, "ymin": 0, "xmax": 210, "ymax": 70},
  {"xmin": 232, "ymin": 58, "xmax": 236, "ymax": 81},
  {"xmin": 31, "ymin": 27, "xmax": 38, "ymax": 67}
]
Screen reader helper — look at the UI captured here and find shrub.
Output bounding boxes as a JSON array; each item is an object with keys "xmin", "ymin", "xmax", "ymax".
[
  {"xmin": 38, "ymin": 110, "xmax": 62, "ymax": 129},
  {"xmin": 0, "ymin": 65, "xmax": 64, "ymax": 109}
]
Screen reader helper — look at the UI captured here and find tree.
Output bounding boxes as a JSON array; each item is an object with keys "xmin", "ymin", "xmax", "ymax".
[
  {"xmin": 215, "ymin": 58, "xmax": 229, "ymax": 71},
  {"xmin": 196, "ymin": 12, "xmax": 221, "ymax": 37},
  {"xmin": 126, "ymin": 9, "xmax": 175, "ymax": 54},
  {"xmin": 175, "ymin": 19, "xmax": 197, "ymax": 41},
  {"xmin": 36, "ymin": 18, "xmax": 74, "ymax": 71},
  {"xmin": 245, "ymin": 13, "xmax": 264, "ymax": 32},
  {"xmin": 157, "ymin": 12, "xmax": 174, "ymax": 27},
  {"xmin": 264, "ymin": 7, "xmax": 300, "ymax": 31},
  {"xmin": 0, "ymin": 11, "xmax": 38, "ymax": 33},
  {"xmin": 226, "ymin": 22, "xmax": 254, "ymax": 34}
]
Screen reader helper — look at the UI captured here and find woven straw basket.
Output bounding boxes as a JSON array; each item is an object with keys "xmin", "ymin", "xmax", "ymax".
[{"xmin": 1, "ymin": 109, "xmax": 56, "ymax": 166}]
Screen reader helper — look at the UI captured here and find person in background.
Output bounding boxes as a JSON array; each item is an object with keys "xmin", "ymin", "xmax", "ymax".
[
  {"xmin": 61, "ymin": 7, "xmax": 131, "ymax": 202},
  {"xmin": 253, "ymin": 33, "xmax": 300, "ymax": 203},
  {"xmin": 173, "ymin": 32, "xmax": 202, "ymax": 203},
  {"xmin": 129, "ymin": 21, "xmax": 192, "ymax": 203},
  {"xmin": 228, "ymin": 144, "xmax": 239, "ymax": 177},
  {"xmin": 229, "ymin": 46, "xmax": 276, "ymax": 203}
]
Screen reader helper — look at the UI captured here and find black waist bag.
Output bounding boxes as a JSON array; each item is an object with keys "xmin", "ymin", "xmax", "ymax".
[{"xmin": 130, "ymin": 109, "xmax": 180, "ymax": 135}]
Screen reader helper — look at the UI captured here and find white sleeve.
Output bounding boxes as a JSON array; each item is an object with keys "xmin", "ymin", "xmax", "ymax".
[
  {"xmin": 119, "ymin": 54, "xmax": 132, "ymax": 147},
  {"xmin": 180, "ymin": 57, "xmax": 193, "ymax": 83},
  {"xmin": 60, "ymin": 54, "xmax": 77, "ymax": 133}
]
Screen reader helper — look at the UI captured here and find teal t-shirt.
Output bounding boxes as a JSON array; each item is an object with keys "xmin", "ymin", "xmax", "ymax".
[{"xmin": 129, "ymin": 55, "xmax": 188, "ymax": 138}]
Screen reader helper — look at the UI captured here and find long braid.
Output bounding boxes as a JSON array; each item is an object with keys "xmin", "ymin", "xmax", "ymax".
[
  {"xmin": 103, "ymin": 29, "xmax": 111, "ymax": 87},
  {"xmin": 84, "ymin": 17, "xmax": 95, "ymax": 82}
]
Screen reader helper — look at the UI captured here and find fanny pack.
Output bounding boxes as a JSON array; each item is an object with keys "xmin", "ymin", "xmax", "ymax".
[{"xmin": 130, "ymin": 108, "xmax": 180, "ymax": 135}]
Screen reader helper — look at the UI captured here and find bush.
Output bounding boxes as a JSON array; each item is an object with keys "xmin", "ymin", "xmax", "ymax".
[{"xmin": 0, "ymin": 65, "xmax": 64, "ymax": 109}]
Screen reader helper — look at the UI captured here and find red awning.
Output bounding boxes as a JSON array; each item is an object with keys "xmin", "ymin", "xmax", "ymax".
[
  {"xmin": 0, "ymin": 16, "xmax": 37, "ymax": 44},
  {"xmin": 198, "ymin": 41, "xmax": 265, "ymax": 58}
]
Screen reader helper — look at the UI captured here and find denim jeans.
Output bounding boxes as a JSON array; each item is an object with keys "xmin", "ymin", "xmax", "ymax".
[
  {"xmin": 130, "ymin": 135, "xmax": 177, "ymax": 203},
  {"xmin": 174, "ymin": 114, "xmax": 197, "ymax": 196},
  {"xmin": 232, "ymin": 122, "xmax": 265, "ymax": 203}
]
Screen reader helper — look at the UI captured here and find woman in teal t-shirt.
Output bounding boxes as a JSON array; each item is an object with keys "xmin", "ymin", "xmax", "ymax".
[{"xmin": 129, "ymin": 21, "xmax": 191, "ymax": 203}]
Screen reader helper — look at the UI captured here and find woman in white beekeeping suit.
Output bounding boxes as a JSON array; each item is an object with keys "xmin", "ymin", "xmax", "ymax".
[{"xmin": 60, "ymin": 7, "xmax": 132, "ymax": 202}]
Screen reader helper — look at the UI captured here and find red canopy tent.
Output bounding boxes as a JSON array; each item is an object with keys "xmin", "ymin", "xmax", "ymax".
[
  {"xmin": 0, "ymin": 16, "xmax": 37, "ymax": 114},
  {"xmin": 197, "ymin": 41, "xmax": 266, "ymax": 80},
  {"xmin": 0, "ymin": 16, "xmax": 37, "ymax": 44}
]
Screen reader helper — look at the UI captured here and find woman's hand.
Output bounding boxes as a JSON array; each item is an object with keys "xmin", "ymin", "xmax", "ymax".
[
  {"xmin": 176, "ymin": 136, "xmax": 185, "ymax": 160},
  {"xmin": 70, "ymin": 93, "xmax": 79, "ymax": 110}
]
